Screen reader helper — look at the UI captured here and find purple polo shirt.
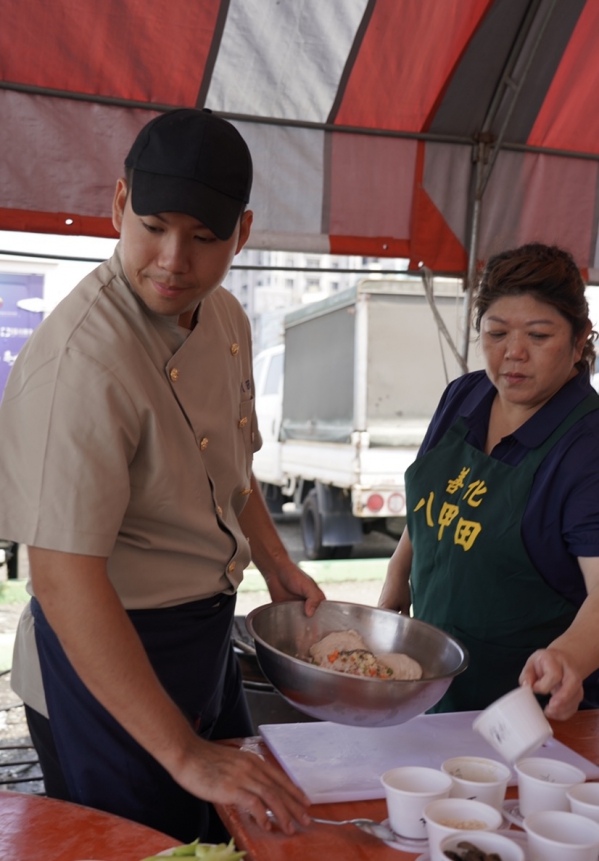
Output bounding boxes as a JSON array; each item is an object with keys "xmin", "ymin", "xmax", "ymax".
[{"xmin": 418, "ymin": 368, "xmax": 599, "ymax": 609}]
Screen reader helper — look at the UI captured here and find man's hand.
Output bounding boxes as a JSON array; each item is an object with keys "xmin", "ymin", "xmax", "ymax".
[
  {"xmin": 264, "ymin": 559, "xmax": 325, "ymax": 617},
  {"xmin": 174, "ymin": 738, "xmax": 311, "ymax": 834},
  {"xmin": 519, "ymin": 648, "xmax": 584, "ymax": 721}
]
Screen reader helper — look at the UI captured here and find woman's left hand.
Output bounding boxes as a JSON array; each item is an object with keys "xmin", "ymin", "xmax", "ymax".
[{"xmin": 519, "ymin": 648, "xmax": 584, "ymax": 720}]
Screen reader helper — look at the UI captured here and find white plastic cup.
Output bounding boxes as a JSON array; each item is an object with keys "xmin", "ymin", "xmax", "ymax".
[
  {"xmin": 567, "ymin": 782, "xmax": 599, "ymax": 823},
  {"xmin": 472, "ymin": 685, "xmax": 553, "ymax": 763},
  {"xmin": 440, "ymin": 830, "xmax": 525, "ymax": 861},
  {"xmin": 380, "ymin": 766, "xmax": 453, "ymax": 839},
  {"xmin": 515, "ymin": 756, "xmax": 586, "ymax": 817},
  {"xmin": 441, "ymin": 755, "xmax": 512, "ymax": 810},
  {"xmin": 524, "ymin": 809, "xmax": 599, "ymax": 861},
  {"xmin": 423, "ymin": 797, "xmax": 502, "ymax": 861}
]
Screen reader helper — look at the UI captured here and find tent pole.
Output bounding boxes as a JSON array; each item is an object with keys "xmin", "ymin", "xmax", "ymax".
[
  {"xmin": 460, "ymin": 150, "xmax": 485, "ymax": 367},
  {"xmin": 459, "ymin": 0, "xmax": 560, "ymax": 370}
]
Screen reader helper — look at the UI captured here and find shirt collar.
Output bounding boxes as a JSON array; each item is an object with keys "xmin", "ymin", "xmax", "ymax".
[
  {"xmin": 513, "ymin": 367, "xmax": 592, "ymax": 448},
  {"xmin": 458, "ymin": 367, "xmax": 592, "ymax": 450}
]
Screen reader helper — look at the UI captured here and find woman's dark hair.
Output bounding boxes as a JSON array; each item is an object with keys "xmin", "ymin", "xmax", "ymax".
[{"xmin": 473, "ymin": 242, "xmax": 596, "ymax": 370}]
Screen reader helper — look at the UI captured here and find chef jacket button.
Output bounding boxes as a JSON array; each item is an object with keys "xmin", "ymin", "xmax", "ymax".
[
  {"xmin": 227, "ymin": 561, "xmax": 236, "ymax": 573},
  {"xmin": 240, "ymin": 487, "xmax": 253, "ymax": 496},
  {"xmin": 169, "ymin": 368, "xmax": 179, "ymax": 382},
  {"xmin": 199, "ymin": 437, "xmax": 209, "ymax": 450},
  {"xmin": 238, "ymin": 416, "xmax": 248, "ymax": 429},
  {"xmin": 216, "ymin": 505, "xmax": 223, "ymax": 516},
  {"xmin": 231, "ymin": 343, "xmax": 239, "ymax": 355}
]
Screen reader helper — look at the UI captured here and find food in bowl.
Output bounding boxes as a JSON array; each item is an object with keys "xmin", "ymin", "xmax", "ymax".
[
  {"xmin": 444, "ymin": 840, "xmax": 503, "ymax": 860},
  {"xmin": 308, "ymin": 630, "xmax": 423, "ymax": 679},
  {"xmin": 438, "ymin": 819, "xmax": 488, "ymax": 830},
  {"xmin": 245, "ymin": 601, "xmax": 469, "ymax": 727}
]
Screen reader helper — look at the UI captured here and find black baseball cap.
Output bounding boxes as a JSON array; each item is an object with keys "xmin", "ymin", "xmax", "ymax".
[{"xmin": 124, "ymin": 108, "xmax": 252, "ymax": 240}]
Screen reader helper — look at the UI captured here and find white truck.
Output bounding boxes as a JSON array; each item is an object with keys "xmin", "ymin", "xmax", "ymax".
[{"xmin": 252, "ymin": 278, "xmax": 481, "ymax": 558}]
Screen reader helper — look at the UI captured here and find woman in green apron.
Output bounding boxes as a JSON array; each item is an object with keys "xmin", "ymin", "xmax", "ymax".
[{"xmin": 379, "ymin": 243, "xmax": 599, "ymax": 720}]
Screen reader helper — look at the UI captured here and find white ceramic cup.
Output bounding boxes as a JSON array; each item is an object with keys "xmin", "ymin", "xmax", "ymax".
[
  {"xmin": 472, "ymin": 685, "xmax": 553, "ymax": 763},
  {"xmin": 441, "ymin": 755, "xmax": 512, "ymax": 810},
  {"xmin": 423, "ymin": 797, "xmax": 503, "ymax": 861},
  {"xmin": 524, "ymin": 809, "xmax": 599, "ymax": 861},
  {"xmin": 567, "ymin": 782, "xmax": 599, "ymax": 823},
  {"xmin": 440, "ymin": 830, "xmax": 525, "ymax": 861},
  {"xmin": 380, "ymin": 766, "xmax": 453, "ymax": 839},
  {"xmin": 515, "ymin": 756, "xmax": 586, "ymax": 817}
]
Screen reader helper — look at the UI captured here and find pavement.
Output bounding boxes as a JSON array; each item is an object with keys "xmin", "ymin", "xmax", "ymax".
[{"xmin": 0, "ymin": 579, "xmax": 28, "ymax": 671}]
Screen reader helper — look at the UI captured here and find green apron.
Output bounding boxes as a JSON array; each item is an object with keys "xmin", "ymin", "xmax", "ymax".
[{"xmin": 407, "ymin": 392, "xmax": 599, "ymax": 712}]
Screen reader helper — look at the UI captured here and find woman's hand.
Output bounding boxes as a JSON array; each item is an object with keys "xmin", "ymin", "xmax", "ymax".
[
  {"xmin": 378, "ymin": 527, "xmax": 413, "ymax": 613},
  {"xmin": 520, "ymin": 557, "xmax": 599, "ymax": 720},
  {"xmin": 519, "ymin": 648, "xmax": 584, "ymax": 720}
]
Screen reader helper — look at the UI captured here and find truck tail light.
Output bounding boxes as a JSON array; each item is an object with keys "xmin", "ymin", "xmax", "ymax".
[
  {"xmin": 388, "ymin": 492, "xmax": 405, "ymax": 514},
  {"xmin": 366, "ymin": 493, "xmax": 384, "ymax": 513}
]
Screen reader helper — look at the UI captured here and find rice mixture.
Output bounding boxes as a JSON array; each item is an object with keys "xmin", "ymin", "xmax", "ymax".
[{"xmin": 308, "ymin": 630, "xmax": 423, "ymax": 680}]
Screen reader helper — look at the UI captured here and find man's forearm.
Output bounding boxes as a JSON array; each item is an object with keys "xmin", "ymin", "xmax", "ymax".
[
  {"xmin": 238, "ymin": 476, "xmax": 325, "ymax": 612},
  {"xmin": 237, "ymin": 474, "xmax": 291, "ymax": 579}
]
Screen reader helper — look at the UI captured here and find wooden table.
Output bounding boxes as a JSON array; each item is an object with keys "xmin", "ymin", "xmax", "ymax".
[
  {"xmin": 0, "ymin": 790, "xmax": 180, "ymax": 861},
  {"xmin": 216, "ymin": 710, "xmax": 599, "ymax": 861}
]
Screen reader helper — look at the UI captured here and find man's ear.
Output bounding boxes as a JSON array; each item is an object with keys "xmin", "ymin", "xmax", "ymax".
[
  {"xmin": 112, "ymin": 178, "xmax": 128, "ymax": 234},
  {"xmin": 236, "ymin": 209, "xmax": 253, "ymax": 254}
]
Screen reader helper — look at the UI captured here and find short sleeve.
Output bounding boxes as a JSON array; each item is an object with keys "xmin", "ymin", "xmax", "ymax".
[
  {"xmin": 561, "ymin": 432, "xmax": 599, "ymax": 558},
  {"xmin": 0, "ymin": 346, "xmax": 140, "ymax": 555}
]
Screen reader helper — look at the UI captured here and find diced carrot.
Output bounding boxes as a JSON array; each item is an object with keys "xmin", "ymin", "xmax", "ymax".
[{"xmin": 328, "ymin": 650, "xmax": 339, "ymax": 663}]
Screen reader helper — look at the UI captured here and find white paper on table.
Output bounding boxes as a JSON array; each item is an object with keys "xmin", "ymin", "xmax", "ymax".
[{"xmin": 260, "ymin": 711, "xmax": 599, "ymax": 804}]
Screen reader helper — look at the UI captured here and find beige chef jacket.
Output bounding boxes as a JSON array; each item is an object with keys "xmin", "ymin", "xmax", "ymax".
[{"xmin": 0, "ymin": 245, "xmax": 261, "ymax": 714}]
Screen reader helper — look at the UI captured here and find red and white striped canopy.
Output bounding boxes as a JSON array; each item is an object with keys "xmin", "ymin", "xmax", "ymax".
[{"xmin": 2, "ymin": 0, "xmax": 599, "ymax": 275}]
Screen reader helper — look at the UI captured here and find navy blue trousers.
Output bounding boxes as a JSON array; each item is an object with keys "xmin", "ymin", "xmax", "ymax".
[{"xmin": 29, "ymin": 592, "xmax": 253, "ymax": 842}]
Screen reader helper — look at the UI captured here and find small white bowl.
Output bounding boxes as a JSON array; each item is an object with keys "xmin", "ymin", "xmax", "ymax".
[
  {"xmin": 515, "ymin": 756, "xmax": 585, "ymax": 817},
  {"xmin": 423, "ymin": 797, "xmax": 502, "ymax": 861},
  {"xmin": 567, "ymin": 782, "xmax": 599, "ymax": 823},
  {"xmin": 472, "ymin": 685, "xmax": 553, "ymax": 763},
  {"xmin": 524, "ymin": 809, "xmax": 599, "ymax": 861},
  {"xmin": 441, "ymin": 755, "xmax": 511, "ymax": 809},
  {"xmin": 381, "ymin": 765, "xmax": 452, "ymax": 839}
]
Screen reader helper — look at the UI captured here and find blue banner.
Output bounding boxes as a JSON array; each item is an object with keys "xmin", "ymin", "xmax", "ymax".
[{"xmin": 0, "ymin": 273, "xmax": 44, "ymax": 400}]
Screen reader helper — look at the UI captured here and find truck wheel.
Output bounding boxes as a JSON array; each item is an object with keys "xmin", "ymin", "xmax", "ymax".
[
  {"xmin": 6, "ymin": 542, "xmax": 18, "ymax": 580},
  {"xmin": 259, "ymin": 482, "xmax": 284, "ymax": 515},
  {"xmin": 301, "ymin": 490, "xmax": 332, "ymax": 560},
  {"xmin": 301, "ymin": 490, "xmax": 353, "ymax": 560}
]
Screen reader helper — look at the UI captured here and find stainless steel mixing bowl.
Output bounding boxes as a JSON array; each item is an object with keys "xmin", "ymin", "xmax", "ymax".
[{"xmin": 245, "ymin": 600, "xmax": 468, "ymax": 727}]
